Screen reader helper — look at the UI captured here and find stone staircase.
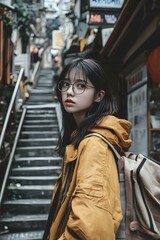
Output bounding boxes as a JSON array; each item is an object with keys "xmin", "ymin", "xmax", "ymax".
[{"xmin": 0, "ymin": 69, "xmax": 62, "ymax": 239}]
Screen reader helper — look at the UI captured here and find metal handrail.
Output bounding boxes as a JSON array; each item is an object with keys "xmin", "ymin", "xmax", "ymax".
[
  {"xmin": 20, "ymin": 46, "xmax": 47, "ymax": 93},
  {"xmin": 28, "ymin": 46, "xmax": 46, "ymax": 89},
  {"xmin": 30, "ymin": 61, "xmax": 41, "ymax": 87},
  {"xmin": 0, "ymin": 107, "xmax": 27, "ymax": 207},
  {"xmin": 0, "ymin": 68, "xmax": 25, "ymax": 154}
]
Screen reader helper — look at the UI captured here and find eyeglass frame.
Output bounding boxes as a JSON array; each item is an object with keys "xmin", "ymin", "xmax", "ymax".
[{"xmin": 57, "ymin": 80, "xmax": 95, "ymax": 95}]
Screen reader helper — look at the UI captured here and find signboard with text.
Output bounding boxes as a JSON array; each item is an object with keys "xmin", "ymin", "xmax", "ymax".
[
  {"xmin": 52, "ymin": 30, "xmax": 64, "ymax": 50},
  {"xmin": 88, "ymin": 0, "xmax": 125, "ymax": 9},
  {"xmin": 126, "ymin": 65, "xmax": 148, "ymax": 93}
]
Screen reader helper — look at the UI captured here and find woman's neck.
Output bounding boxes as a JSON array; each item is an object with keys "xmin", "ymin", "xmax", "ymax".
[{"xmin": 73, "ymin": 112, "xmax": 86, "ymax": 126}]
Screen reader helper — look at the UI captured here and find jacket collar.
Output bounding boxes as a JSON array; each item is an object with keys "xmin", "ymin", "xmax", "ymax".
[{"xmin": 65, "ymin": 144, "xmax": 77, "ymax": 163}]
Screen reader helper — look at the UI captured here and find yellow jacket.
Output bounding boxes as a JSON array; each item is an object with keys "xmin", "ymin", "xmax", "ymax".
[{"xmin": 49, "ymin": 115, "xmax": 132, "ymax": 240}]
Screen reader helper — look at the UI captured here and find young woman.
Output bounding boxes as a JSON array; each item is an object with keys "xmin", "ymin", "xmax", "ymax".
[{"xmin": 43, "ymin": 58, "xmax": 132, "ymax": 240}]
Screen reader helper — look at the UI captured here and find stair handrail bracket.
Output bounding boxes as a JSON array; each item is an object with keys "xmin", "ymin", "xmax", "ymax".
[{"xmin": 0, "ymin": 68, "xmax": 25, "ymax": 159}]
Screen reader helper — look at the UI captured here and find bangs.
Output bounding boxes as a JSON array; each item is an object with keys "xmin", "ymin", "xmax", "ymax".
[{"xmin": 64, "ymin": 65, "xmax": 89, "ymax": 83}]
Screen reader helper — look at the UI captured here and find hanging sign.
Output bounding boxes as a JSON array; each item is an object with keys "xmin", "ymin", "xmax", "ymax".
[
  {"xmin": 127, "ymin": 84, "xmax": 148, "ymax": 155},
  {"xmin": 88, "ymin": 0, "xmax": 125, "ymax": 9}
]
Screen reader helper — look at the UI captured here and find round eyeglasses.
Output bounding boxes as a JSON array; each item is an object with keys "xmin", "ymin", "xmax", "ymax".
[{"xmin": 58, "ymin": 80, "xmax": 95, "ymax": 95}]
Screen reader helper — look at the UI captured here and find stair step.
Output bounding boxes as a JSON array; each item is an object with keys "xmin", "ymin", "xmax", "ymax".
[
  {"xmin": 35, "ymin": 84, "xmax": 52, "ymax": 88},
  {"xmin": 21, "ymin": 125, "xmax": 58, "ymax": 131},
  {"xmin": 23, "ymin": 119, "xmax": 57, "ymax": 124},
  {"xmin": 19, "ymin": 137, "xmax": 57, "ymax": 141},
  {"xmin": 28, "ymin": 93, "xmax": 53, "ymax": 96},
  {"xmin": 27, "ymin": 99, "xmax": 53, "ymax": 104},
  {"xmin": 31, "ymin": 89, "xmax": 53, "ymax": 93},
  {"xmin": 2, "ymin": 199, "xmax": 50, "ymax": 214},
  {"xmin": 14, "ymin": 155, "xmax": 61, "ymax": 163},
  {"xmin": 20, "ymin": 131, "xmax": 59, "ymax": 138},
  {"xmin": 0, "ymin": 230, "xmax": 44, "ymax": 240},
  {"xmin": 26, "ymin": 109, "xmax": 56, "ymax": 114},
  {"xmin": 11, "ymin": 165, "xmax": 61, "ymax": 176},
  {"xmin": 0, "ymin": 214, "xmax": 47, "ymax": 231},
  {"xmin": 13, "ymin": 156, "xmax": 61, "ymax": 167},
  {"xmin": 21, "ymin": 130, "xmax": 58, "ymax": 134},
  {"xmin": 25, "ymin": 111, "xmax": 56, "ymax": 115},
  {"xmin": 36, "ymin": 83, "xmax": 52, "ymax": 86},
  {"xmin": 14, "ymin": 156, "xmax": 61, "ymax": 161},
  {"xmin": 16, "ymin": 146, "xmax": 56, "ymax": 150},
  {"xmin": 25, "ymin": 114, "xmax": 57, "ymax": 120},
  {"xmin": 15, "ymin": 146, "xmax": 57, "ymax": 157},
  {"xmin": 27, "ymin": 94, "xmax": 53, "ymax": 99},
  {"xmin": 6, "ymin": 184, "xmax": 54, "ymax": 199},
  {"xmin": 17, "ymin": 138, "xmax": 58, "ymax": 147},
  {"xmin": 22, "ymin": 123, "xmax": 57, "ymax": 127},
  {"xmin": 27, "ymin": 95, "xmax": 53, "ymax": 99},
  {"xmin": 8, "ymin": 175, "xmax": 59, "ymax": 185},
  {"xmin": 33, "ymin": 88, "xmax": 52, "ymax": 91},
  {"xmin": 26, "ymin": 102, "xmax": 54, "ymax": 105},
  {"xmin": 15, "ymin": 149, "xmax": 58, "ymax": 158}
]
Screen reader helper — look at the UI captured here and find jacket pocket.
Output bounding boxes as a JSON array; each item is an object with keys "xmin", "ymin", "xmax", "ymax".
[{"xmin": 74, "ymin": 183, "xmax": 103, "ymax": 198}]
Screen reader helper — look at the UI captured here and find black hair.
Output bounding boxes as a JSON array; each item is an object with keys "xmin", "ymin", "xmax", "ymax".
[{"xmin": 56, "ymin": 58, "xmax": 117, "ymax": 156}]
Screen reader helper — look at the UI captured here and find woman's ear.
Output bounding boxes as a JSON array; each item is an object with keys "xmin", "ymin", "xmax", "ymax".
[{"xmin": 94, "ymin": 90, "xmax": 105, "ymax": 102}]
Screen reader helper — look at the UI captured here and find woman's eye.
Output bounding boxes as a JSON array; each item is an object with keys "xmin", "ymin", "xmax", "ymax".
[
  {"xmin": 76, "ymin": 83, "xmax": 86, "ymax": 89},
  {"xmin": 63, "ymin": 81, "xmax": 69, "ymax": 87}
]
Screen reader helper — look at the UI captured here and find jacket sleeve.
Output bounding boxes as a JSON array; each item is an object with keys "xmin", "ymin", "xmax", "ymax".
[{"xmin": 58, "ymin": 137, "xmax": 121, "ymax": 240}]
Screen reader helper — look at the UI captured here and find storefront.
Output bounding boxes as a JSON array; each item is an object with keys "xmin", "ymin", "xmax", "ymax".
[
  {"xmin": 100, "ymin": 0, "xmax": 160, "ymax": 159},
  {"xmin": 123, "ymin": 54, "xmax": 160, "ymax": 160}
]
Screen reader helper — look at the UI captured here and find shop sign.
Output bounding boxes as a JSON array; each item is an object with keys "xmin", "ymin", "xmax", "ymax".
[
  {"xmin": 88, "ymin": 11, "xmax": 118, "ymax": 26},
  {"xmin": 126, "ymin": 65, "xmax": 148, "ymax": 93},
  {"xmin": 88, "ymin": 0, "xmax": 125, "ymax": 9},
  {"xmin": 52, "ymin": 30, "xmax": 64, "ymax": 49}
]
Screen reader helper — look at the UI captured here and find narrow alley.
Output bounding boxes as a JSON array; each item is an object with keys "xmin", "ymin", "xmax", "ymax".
[{"xmin": 0, "ymin": 0, "xmax": 160, "ymax": 239}]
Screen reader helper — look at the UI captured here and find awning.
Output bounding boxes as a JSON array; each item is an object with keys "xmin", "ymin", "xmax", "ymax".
[{"xmin": 0, "ymin": 1, "xmax": 15, "ymax": 10}]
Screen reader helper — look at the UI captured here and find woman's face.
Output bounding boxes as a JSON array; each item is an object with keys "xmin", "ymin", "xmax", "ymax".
[{"xmin": 60, "ymin": 68, "xmax": 98, "ymax": 125}]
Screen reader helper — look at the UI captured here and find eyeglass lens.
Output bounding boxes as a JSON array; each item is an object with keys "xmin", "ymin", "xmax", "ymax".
[{"xmin": 58, "ymin": 81, "xmax": 87, "ymax": 95}]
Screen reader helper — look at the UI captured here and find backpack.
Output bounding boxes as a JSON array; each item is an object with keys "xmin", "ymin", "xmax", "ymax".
[{"xmin": 86, "ymin": 133, "xmax": 160, "ymax": 240}]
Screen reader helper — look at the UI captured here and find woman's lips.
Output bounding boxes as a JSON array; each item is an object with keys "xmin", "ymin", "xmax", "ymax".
[{"xmin": 64, "ymin": 99, "xmax": 75, "ymax": 106}]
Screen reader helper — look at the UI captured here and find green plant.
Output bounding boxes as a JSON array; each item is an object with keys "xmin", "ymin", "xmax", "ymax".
[
  {"xmin": 2, "ymin": 9, "xmax": 13, "ymax": 31},
  {"xmin": 14, "ymin": 1, "xmax": 31, "ymax": 37},
  {"xmin": 14, "ymin": 1, "xmax": 36, "ymax": 52}
]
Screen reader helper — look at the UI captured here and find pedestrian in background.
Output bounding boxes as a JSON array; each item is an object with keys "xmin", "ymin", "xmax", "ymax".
[{"xmin": 43, "ymin": 58, "xmax": 132, "ymax": 240}]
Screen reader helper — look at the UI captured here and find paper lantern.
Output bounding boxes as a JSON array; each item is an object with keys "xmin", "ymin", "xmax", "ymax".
[{"xmin": 147, "ymin": 47, "xmax": 160, "ymax": 83}]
